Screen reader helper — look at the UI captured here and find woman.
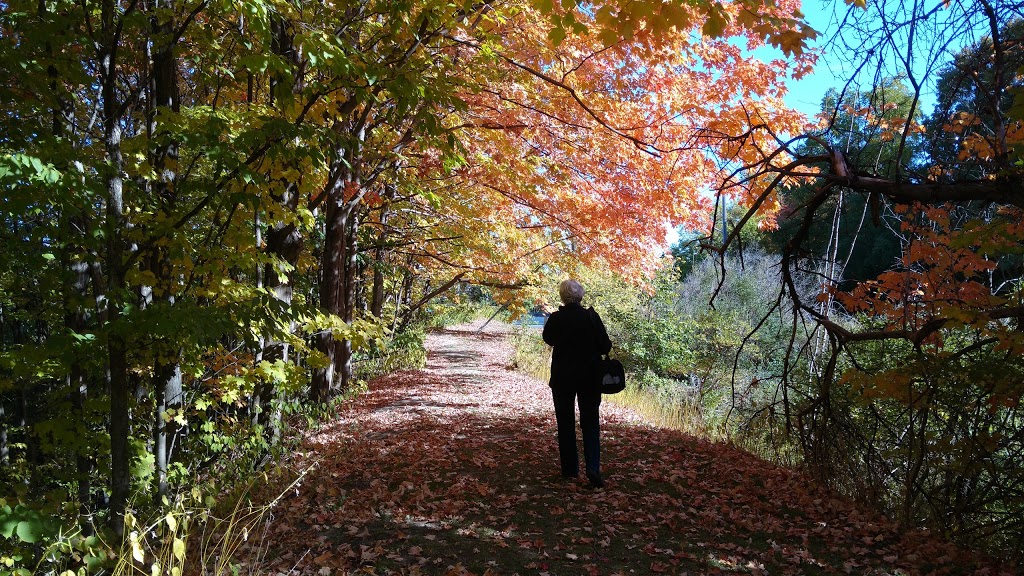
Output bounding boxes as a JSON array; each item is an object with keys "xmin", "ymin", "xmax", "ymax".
[{"xmin": 542, "ymin": 279, "xmax": 612, "ymax": 488}]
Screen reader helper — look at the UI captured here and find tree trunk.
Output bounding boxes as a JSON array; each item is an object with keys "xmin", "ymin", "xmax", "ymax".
[
  {"xmin": 393, "ymin": 257, "xmax": 416, "ymax": 333},
  {"xmin": 255, "ymin": 202, "xmax": 301, "ymax": 429},
  {"xmin": 102, "ymin": 0, "xmax": 130, "ymax": 535},
  {"xmin": 369, "ymin": 209, "xmax": 389, "ymax": 318},
  {"xmin": 65, "ymin": 252, "xmax": 94, "ymax": 533},
  {"xmin": 339, "ymin": 207, "xmax": 360, "ymax": 389},
  {"xmin": 254, "ymin": 185, "xmax": 302, "ymax": 427},
  {"xmin": 311, "ymin": 179, "xmax": 348, "ymax": 401},
  {"xmin": 255, "ymin": 13, "xmax": 304, "ymax": 435},
  {"xmin": 312, "ymin": 195, "xmax": 363, "ymax": 397},
  {"xmin": 20, "ymin": 388, "xmax": 35, "ymax": 483},
  {"xmin": 149, "ymin": 0, "xmax": 182, "ymax": 501},
  {"xmin": 0, "ymin": 400, "xmax": 7, "ymax": 465},
  {"xmin": 152, "ymin": 359, "xmax": 182, "ymax": 497},
  {"xmin": 45, "ymin": 0, "xmax": 95, "ymax": 532}
]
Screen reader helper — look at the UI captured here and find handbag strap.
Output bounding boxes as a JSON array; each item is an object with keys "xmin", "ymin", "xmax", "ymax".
[{"xmin": 586, "ymin": 307, "xmax": 608, "ymax": 360}]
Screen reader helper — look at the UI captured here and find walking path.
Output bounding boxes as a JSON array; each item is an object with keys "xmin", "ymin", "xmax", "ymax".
[{"xmin": 249, "ymin": 321, "xmax": 1009, "ymax": 575}]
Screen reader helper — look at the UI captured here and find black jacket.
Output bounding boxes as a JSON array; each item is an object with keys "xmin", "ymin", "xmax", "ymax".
[{"xmin": 542, "ymin": 303, "xmax": 613, "ymax": 389}]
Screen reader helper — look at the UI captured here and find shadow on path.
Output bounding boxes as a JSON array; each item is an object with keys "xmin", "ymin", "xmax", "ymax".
[{"xmin": 254, "ymin": 322, "xmax": 1012, "ymax": 576}]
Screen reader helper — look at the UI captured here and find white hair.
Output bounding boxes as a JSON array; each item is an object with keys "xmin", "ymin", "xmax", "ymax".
[{"xmin": 558, "ymin": 279, "xmax": 585, "ymax": 304}]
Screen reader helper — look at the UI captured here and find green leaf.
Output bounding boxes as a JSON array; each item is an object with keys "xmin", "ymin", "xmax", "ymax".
[
  {"xmin": 702, "ymin": 9, "xmax": 728, "ymax": 38},
  {"xmin": 82, "ymin": 553, "xmax": 105, "ymax": 572},
  {"xmin": 14, "ymin": 520, "xmax": 41, "ymax": 544},
  {"xmin": 548, "ymin": 15, "xmax": 567, "ymax": 46},
  {"xmin": 0, "ymin": 516, "xmax": 17, "ymax": 539}
]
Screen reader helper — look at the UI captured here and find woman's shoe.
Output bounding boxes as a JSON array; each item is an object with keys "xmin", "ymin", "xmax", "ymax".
[{"xmin": 586, "ymin": 471, "xmax": 604, "ymax": 488}]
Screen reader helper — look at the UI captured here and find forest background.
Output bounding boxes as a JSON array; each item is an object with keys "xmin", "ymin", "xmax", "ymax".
[{"xmin": 2, "ymin": 0, "xmax": 1024, "ymax": 572}]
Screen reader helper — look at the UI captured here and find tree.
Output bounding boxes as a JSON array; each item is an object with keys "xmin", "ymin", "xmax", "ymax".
[
  {"xmin": 0, "ymin": 0, "xmax": 818, "ymax": 564},
  {"xmin": 718, "ymin": 0, "xmax": 1024, "ymax": 558}
]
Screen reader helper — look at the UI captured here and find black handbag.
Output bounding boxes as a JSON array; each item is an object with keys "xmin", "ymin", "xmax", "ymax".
[
  {"xmin": 595, "ymin": 355, "xmax": 626, "ymax": 394},
  {"xmin": 587, "ymin": 307, "xmax": 626, "ymax": 394}
]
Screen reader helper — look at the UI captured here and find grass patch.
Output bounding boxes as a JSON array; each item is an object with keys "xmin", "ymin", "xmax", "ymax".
[
  {"xmin": 509, "ymin": 327, "xmax": 550, "ymax": 383},
  {"xmin": 510, "ymin": 328, "xmax": 725, "ymax": 442},
  {"xmin": 606, "ymin": 383, "xmax": 725, "ymax": 440},
  {"xmin": 357, "ymin": 327, "xmax": 428, "ymax": 381},
  {"xmin": 508, "ymin": 325, "xmax": 797, "ymax": 464}
]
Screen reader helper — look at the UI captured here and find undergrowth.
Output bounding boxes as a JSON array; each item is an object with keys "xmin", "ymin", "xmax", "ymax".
[
  {"xmin": 423, "ymin": 302, "xmax": 504, "ymax": 330},
  {"xmin": 0, "ymin": 464, "xmax": 308, "ymax": 576},
  {"xmin": 510, "ymin": 328, "xmax": 723, "ymax": 440},
  {"xmin": 357, "ymin": 327, "xmax": 428, "ymax": 381}
]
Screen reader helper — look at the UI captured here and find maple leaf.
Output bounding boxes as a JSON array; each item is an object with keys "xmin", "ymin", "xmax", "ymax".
[{"xmin": 775, "ymin": 30, "xmax": 809, "ymax": 57}]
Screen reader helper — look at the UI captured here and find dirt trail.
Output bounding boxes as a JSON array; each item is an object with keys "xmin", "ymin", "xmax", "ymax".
[{"xmin": 253, "ymin": 322, "xmax": 1010, "ymax": 576}]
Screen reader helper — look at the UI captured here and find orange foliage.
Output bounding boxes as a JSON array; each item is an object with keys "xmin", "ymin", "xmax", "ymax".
[
  {"xmin": 835, "ymin": 203, "xmax": 1023, "ymax": 351},
  {"xmin": 428, "ymin": 0, "xmax": 812, "ymax": 285}
]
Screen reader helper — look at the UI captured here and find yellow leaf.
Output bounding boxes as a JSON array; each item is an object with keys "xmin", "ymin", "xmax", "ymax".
[
  {"xmin": 173, "ymin": 538, "xmax": 186, "ymax": 562},
  {"xmin": 165, "ymin": 513, "xmax": 177, "ymax": 533},
  {"xmin": 130, "ymin": 531, "xmax": 145, "ymax": 563}
]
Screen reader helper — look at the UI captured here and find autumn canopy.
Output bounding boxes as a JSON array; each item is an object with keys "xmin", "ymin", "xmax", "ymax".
[
  {"xmin": 0, "ymin": 0, "xmax": 821, "ymax": 542},
  {"xmin": 6, "ymin": 0, "xmax": 1024, "ymax": 566}
]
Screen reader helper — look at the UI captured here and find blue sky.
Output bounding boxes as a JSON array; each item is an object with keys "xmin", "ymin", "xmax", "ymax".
[
  {"xmin": 775, "ymin": 0, "xmax": 957, "ymax": 118},
  {"xmin": 662, "ymin": 0, "xmax": 983, "ymax": 249},
  {"xmin": 778, "ymin": 1, "xmax": 863, "ymax": 117},
  {"xmin": 780, "ymin": 1, "xmax": 835, "ymax": 117}
]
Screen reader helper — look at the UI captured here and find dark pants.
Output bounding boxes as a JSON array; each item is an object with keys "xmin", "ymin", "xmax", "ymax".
[{"xmin": 552, "ymin": 387, "xmax": 601, "ymax": 477}]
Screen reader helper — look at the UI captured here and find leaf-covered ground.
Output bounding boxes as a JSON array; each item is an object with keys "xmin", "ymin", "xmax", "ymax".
[{"xmin": 249, "ymin": 322, "xmax": 1011, "ymax": 576}]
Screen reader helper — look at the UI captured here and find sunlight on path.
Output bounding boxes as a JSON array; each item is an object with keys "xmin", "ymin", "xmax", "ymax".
[{"xmin": 251, "ymin": 322, "xmax": 1011, "ymax": 576}]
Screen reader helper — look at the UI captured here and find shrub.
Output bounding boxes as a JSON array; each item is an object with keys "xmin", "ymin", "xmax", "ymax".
[
  {"xmin": 509, "ymin": 328, "xmax": 550, "ymax": 383},
  {"xmin": 356, "ymin": 327, "xmax": 428, "ymax": 381}
]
